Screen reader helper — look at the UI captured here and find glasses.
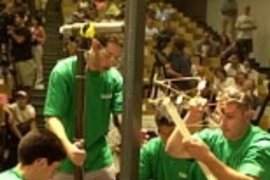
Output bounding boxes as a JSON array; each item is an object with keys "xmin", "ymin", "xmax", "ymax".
[{"xmin": 100, "ymin": 47, "xmax": 120, "ymax": 61}]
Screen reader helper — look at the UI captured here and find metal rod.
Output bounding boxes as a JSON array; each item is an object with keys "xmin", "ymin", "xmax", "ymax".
[
  {"xmin": 74, "ymin": 38, "xmax": 87, "ymax": 180},
  {"xmin": 119, "ymin": 0, "xmax": 146, "ymax": 179}
]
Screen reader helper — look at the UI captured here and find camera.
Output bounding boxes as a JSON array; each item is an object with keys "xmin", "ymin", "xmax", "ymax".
[{"xmin": 0, "ymin": 12, "xmax": 15, "ymax": 43}]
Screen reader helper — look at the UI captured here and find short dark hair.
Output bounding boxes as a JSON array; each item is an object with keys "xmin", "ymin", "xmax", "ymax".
[
  {"xmin": 18, "ymin": 130, "xmax": 66, "ymax": 165},
  {"xmin": 95, "ymin": 33, "xmax": 124, "ymax": 47},
  {"xmin": 173, "ymin": 37, "xmax": 185, "ymax": 51},
  {"xmin": 155, "ymin": 114, "xmax": 175, "ymax": 127},
  {"xmin": 214, "ymin": 67, "xmax": 227, "ymax": 78}
]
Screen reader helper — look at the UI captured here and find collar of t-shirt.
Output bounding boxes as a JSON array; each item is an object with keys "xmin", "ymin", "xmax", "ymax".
[{"xmin": 11, "ymin": 167, "xmax": 25, "ymax": 180}]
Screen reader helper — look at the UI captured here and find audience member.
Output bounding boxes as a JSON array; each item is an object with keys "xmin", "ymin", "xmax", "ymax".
[
  {"xmin": 235, "ymin": 5, "xmax": 257, "ymax": 59},
  {"xmin": 213, "ymin": 68, "xmax": 235, "ymax": 92},
  {"xmin": 30, "ymin": 15, "xmax": 46, "ymax": 89},
  {"xmin": 165, "ymin": 37, "xmax": 192, "ymax": 90},
  {"xmin": 224, "ymin": 53, "xmax": 246, "ymax": 77},
  {"xmin": 220, "ymin": 0, "xmax": 238, "ymax": 40},
  {"xmin": 195, "ymin": 31, "xmax": 216, "ymax": 57}
]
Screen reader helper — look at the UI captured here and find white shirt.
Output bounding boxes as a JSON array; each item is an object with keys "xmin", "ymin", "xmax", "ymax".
[
  {"xmin": 145, "ymin": 26, "xmax": 159, "ymax": 37},
  {"xmin": 245, "ymin": 68, "xmax": 259, "ymax": 85},
  {"xmin": 214, "ymin": 77, "xmax": 235, "ymax": 92},
  {"xmin": 224, "ymin": 63, "xmax": 246, "ymax": 77},
  {"xmin": 9, "ymin": 103, "xmax": 36, "ymax": 124},
  {"xmin": 235, "ymin": 14, "xmax": 256, "ymax": 39}
]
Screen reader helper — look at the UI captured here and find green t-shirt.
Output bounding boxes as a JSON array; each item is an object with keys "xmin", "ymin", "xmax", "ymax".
[
  {"xmin": 0, "ymin": 168, "xmax": 23, "ymax": 180},
  {"xmin": 44, "ymin": 56, "xmax": 123, "ymax": 173},
  {"xmin": 140, "ymin": 137, "xmax": 196, "ymax": 180},
  {"xmin": 193, "ymin": 125, "xmax": 270, "ymax": 180}
]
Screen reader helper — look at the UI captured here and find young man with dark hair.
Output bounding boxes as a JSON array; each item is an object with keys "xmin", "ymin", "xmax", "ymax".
[
  {"xmin": 166, "ymin": 86, "xmax": 270, "ymax": 180},
  {"xmin": 0, "ymin": 130, "xmax": 66, "ymax": 180},
  {"xmin": 44, "ymin": 33, "xmax": 123, "ymax": 180},
  {"xmin": 140, "ymin": 114, "xmax": 195, "ymax": 180}
]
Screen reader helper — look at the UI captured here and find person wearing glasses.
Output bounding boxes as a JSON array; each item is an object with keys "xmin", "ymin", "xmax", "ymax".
[
  {"xmin": 44, "ymin": 33, "xmax": 123, "ymax": 180},
  {"xmin": 139, "ymin": 114, "xmax": 196, "ymax": 180},
  {"xmin": 166, "ymin": 86, "xmax": 270, "ymax": 180}
]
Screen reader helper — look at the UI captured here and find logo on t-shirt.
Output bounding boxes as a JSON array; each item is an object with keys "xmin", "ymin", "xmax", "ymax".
[
  {"xmin": 101, "ymin": 94, "xmax": 112, "ymax": 99},
  {"xmin": 179, "ymin": 172, "xmax": 188, "ymax": 179}
]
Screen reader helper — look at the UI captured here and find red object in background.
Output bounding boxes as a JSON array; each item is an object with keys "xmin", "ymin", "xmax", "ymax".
[{"xmin": 0, "ymin": 93, "xmax": 8, "ymax": 105}]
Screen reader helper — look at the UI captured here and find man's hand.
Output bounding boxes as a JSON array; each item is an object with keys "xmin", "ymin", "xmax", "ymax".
[
  {"xmin": 182, "ymin": 137, "xmax": 212, "ymax": 163},
  {"xmin": 7, "ymin": 26, "xmax": 14, "ymax": 35},
  {"xmin": 185, "ymin": 96, "xmax": 207, "ymax": 125},
  {"xmin": 66, "ymin": 139, "xmax": 86, "ymax": 167},
  {"xmin": 140, "ymin": 128, "xmax": 150, "ymax": 146}
]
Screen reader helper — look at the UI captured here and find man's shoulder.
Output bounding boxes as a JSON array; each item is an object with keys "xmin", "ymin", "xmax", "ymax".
[
  {"xmin": 8, "ymin": 103, "xmax": 17, "ymax": 109},
  {"xmin": 143, "ymin": 137, "xmax": 163, "ymax": 149},
  {"xmin": 250, "ymin": 126, "xmax": 270, "ymax": 147},
  {"xmin": 196, "ymin": 128, "xmax": 222, "ymax": 142},
  {"xmin": 52, "ymin": 56, "xmax": 77, "ymax": 75},
  {"xmin": 105, "ymin": 68, "xmax": 123, "ymax": 81}
]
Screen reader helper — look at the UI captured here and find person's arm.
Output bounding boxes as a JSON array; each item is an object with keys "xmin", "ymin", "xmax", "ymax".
[
  {"xmin": 165, "ymin": 63, "xmax": 184, "ymax": 78},
  {"xmin": 46, "ymin": 116, "xmax": 73, "ymax": 151},
  {"xmin": 165, "ymin": 100, "xmax": 207, "ymax": 158},
  {"xmin": 28, "ymin": 105, "xmax": 37, "ymax": 131},
  {"xmin": 182, "ymin": 138, "xmax": 260, "ymax": 180},
  {"xmin": 6, "ymin": 107, "xmax": 23, "ymax": 139},
  {"xmin": 37, "ymin": 26, "xmax": 47, "ymax": 44},
  {"xmin": 8, "ymin": 27, "xmax": 26, "ymax": 44},
  {"xmin": 8, "ymin": 118, "xmax": 23, "ymax": 139},
  {"xmin": 165, "ymin": 53, "xmax": 184, "ymax": 78},
  {"xmin": 44, "ymin": 62, "xmax": 86, "ymax": 166},
  {"xmin": 111, "ymin": 70, "xmax": 123, "ymax": 129}
]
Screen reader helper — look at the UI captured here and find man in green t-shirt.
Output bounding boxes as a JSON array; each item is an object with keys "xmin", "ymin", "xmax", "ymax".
[
  {"xmin": 44, "ymin": 34, "xmax": 123, "ymax": 180},
  {"xmin": 0, "ymin": 130, "xmax": 66, "ymax": 180},
  {"xmin": 166, "ymin": 86, "xmax": 270, "ymax": 180},
  {"xmin": 140, "ymin": 114, "xmax": 197, "ymax": 180}
]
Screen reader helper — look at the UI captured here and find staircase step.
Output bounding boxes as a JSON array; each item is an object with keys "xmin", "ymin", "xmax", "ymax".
[
  {"xmin": 32, "ymin": 99, "xmax": 45, "ymax": 107},
  {"xmin": 36, "ymin": 105, "xmax": 44, "ymax": 116}
]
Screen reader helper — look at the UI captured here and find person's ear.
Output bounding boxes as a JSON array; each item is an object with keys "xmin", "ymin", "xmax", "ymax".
[
  {"xmin": 91, "ymin": 38, "xmax": 101, "ymax": 52},
  {"xmin": 35, "ymin": 158, "xmax": 48, "ymax": 168},
  {"xmin": 244, "ymin": 109, "xmax": 254, "ymax": 121}
]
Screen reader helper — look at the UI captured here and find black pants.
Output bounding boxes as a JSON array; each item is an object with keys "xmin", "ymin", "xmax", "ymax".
[{"xmin": 237, "ymin": 38, "xmax": 253, "ymax": 57}]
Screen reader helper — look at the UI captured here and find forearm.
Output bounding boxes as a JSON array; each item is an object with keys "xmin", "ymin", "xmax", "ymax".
[
  {"xmin": 167, "ymin": 69, "xmax": 183, "ymax": 78},
  {"xmin": 165, "ymin": 114, "xmax": 194, "ymax": 158},
  {"xmin": 10, "ymin": 33, "xmax": 24, "ymax": 44},
  {"xmin": 10, "ymin": 123, "xmax": 23, "ymax": 139},
  {"xmin": 204, "ymin": 153, "xmax": 256, "ymax": 180},
  {"xmin": 45, "ymin": 117, "xmax": 72, "ymax": 150},
  {"xmin": 30, "ymin": 120, "xmax": 37, "ymax": 131}
]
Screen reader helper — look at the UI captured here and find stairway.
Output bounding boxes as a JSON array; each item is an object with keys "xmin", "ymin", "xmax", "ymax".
[{"xmin": 31, "ymin": 0, "xmax": 64, "ymax": 127}]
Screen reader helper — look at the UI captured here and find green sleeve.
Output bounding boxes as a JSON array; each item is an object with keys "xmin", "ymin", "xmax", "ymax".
[
  {"xmin": 43, "ymin": 64, "xmax": 69, "ymax": 118},
  {"xmin": 111, "ymin": 72, "xmax": 123, "ymax": 115},
  {"xmin": 139, "ymin": 139, "xmax": 157, "ymax": 180},
  {"xmin": 238, "ymin": 142, "xmax": 270, "ymax": 180}
]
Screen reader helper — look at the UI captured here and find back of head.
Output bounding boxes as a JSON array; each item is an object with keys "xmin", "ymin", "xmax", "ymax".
[
  {"xmin": 155, "ymin": 113, "xmax": 175, "ymax": 127},
  {"xmin": 173, "ymin": 37, "xmax": 186, "ymax": 51},
  {"xmin": 18, "ymin": 130, "xmax": 66, "ymax": 165}
]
